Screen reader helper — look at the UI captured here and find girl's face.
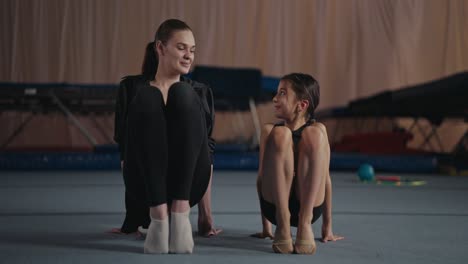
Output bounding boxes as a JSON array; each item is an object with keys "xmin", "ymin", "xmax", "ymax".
[
  {"xmin": 273, "ymin": 80, "xmax": 307, "ymax": 121},
  {"xmin": 157, "ymin": 30, "xmax": 195, "ymax": 75}
]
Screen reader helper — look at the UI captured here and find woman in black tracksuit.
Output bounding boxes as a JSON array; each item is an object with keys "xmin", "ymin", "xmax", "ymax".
[{"xmin": 114, "ymin": 19, "xmax": 217, "ymax": 254}]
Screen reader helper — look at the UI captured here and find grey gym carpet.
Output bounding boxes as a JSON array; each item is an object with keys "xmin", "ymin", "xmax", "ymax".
[{"xmin": 0, "ymin": 170, "xmax": 467, "ymax": 263}]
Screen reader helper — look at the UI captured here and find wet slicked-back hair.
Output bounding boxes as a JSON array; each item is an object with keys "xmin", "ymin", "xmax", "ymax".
[{"xmin": 281, "ymin": 73, "xmax": 320, "ymax": 120}]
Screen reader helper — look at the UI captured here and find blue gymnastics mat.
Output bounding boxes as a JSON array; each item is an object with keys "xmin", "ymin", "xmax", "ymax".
[
  {"xmin": 0, "ymin": 152, "xmax": 120, "ymax": 171},
  {"xmin": 0, "ymin": 149, "xmax": 438, "ymax": 173}
]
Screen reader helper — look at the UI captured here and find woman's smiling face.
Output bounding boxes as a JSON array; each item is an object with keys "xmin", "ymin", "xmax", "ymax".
[{"xmin": 157, "ymin": 29, "xmax": 196, "ymax": 75}]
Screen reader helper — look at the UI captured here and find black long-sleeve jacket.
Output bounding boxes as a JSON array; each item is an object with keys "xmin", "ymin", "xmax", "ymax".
[{"xmin": 113, "ymin": 75, "xmax": 216, "ymax": 162}]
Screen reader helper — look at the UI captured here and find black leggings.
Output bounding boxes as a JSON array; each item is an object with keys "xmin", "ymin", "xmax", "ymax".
[{"xmin": 124, "ymin": 82, "xmax": 211, "ymax": 208}]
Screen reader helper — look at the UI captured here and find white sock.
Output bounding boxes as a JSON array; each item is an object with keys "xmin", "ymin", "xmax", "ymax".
[
  {"xmin": 143, "ymin": 217, "xmax": 169, "ymax": 254},
  {"xmin": 169, "ymin": 210, "xmax": 194, "ymax": 254}
]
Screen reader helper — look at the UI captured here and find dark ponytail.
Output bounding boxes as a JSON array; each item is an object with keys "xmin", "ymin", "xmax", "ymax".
[{"xmin": 141, "ymin": 41, "xmax": 157, "ymax": 80}]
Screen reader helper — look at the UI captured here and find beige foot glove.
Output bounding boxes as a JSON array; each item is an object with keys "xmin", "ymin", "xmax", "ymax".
[
  {"xmin": 143, "ymin": 217, "xmax": 169, "ymax": 254},
  {"xmin": 169, "ymin": 211, "xmax": 194, "ymax": 253}
]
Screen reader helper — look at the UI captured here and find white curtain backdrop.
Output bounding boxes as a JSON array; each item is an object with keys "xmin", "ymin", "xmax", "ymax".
[
  {"xmin": 2, "ymin": 0, "xmax": 467, "ymax": 108},
  {"xmin": 1, "ymin": 0, "xmax": 467, "ymax": 149}
]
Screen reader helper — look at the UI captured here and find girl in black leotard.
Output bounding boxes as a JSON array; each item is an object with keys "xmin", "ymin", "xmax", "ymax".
[
  {"xmin": 252, "ymin": 73, "xmax": 343, "ymax": 254},
  {"xmin": 117, "ymin": 19, "xmax": 216, "ymax": 254}
]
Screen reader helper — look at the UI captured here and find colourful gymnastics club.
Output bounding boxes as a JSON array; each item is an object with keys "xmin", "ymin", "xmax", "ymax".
[{"xmin": 375, "ymin": 175, "xmax": 426, "ymax": 186}]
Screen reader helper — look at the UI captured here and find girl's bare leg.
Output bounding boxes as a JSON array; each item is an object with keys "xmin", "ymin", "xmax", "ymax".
[
  {"xmin": 294, "ymin": 126, "xmax": 329, "ymax": 254},
  {"xmin": 261, "ymin": 126, "xmax": 295, "ymax": 253}
]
